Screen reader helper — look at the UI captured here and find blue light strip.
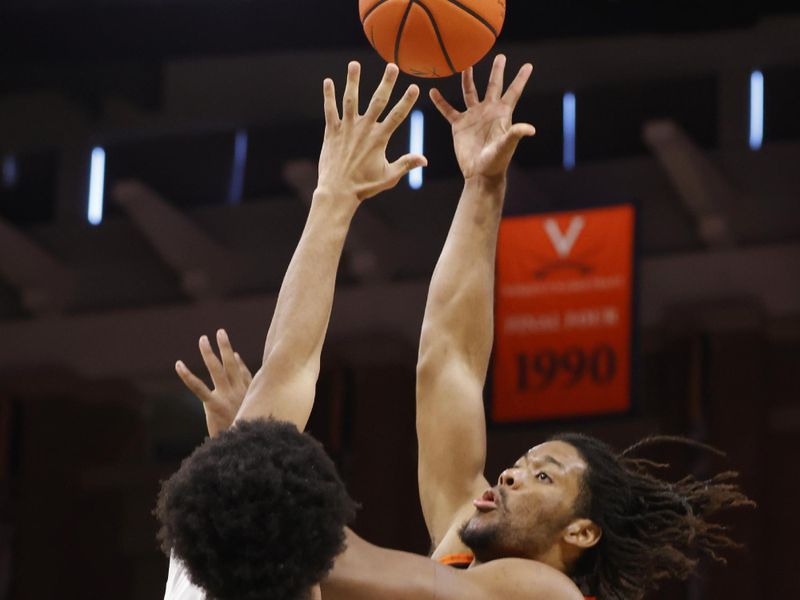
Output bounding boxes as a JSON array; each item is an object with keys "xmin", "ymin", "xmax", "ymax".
[
  {"xmin": 1, "ymin": 155, "xmax": 17, "ymax": 188},
  {"xmin": 409, "ymin": 110, "xmax": 424, "ymax": 190},
  {"xmin": 228, "ymin": 129, "xmax": 248, "ymax": 205},
  {"xmin": 563, "ymin": 92, "xmax": 576, "ymax": 170},
  {"xmin": 88, "ymin": 147, "xmax": 106, "ymax": 226},
  {"xmin": 749, "ymin": 70, "xmax": 764, "ymax": 151}
]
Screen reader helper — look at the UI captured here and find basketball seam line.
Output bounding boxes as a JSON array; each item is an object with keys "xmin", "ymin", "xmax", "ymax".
[
  {"xmin": 442, "ymin": 0, "xmax": 499, "ymax": 38},
  {"xmin": 413, "ymin": 0, "xmax": 456, "ymax": 75},
  {"xmin": 362, "ymin": 0, "xmax": 392, "ymax": 23},
  {"xmin": 394, "ymin": 1, "xmax": 415, "ymax": 66}
]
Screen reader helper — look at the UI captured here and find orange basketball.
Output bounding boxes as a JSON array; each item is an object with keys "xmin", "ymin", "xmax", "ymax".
[{"xmin": 359, "ymin": 0, "xmax": 506, "ymax": 78}]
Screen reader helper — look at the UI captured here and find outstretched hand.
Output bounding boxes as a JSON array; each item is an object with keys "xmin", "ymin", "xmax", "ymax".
[
  {"xmin": 429, "ymin": 55, "xmax": 535, "ymax": 182},
  {"xmin": 317, "ymin": 61, "xmax": 428, "ymax": 201},
  {"xmin": 175, "ymin": 329, "xmax": 253, "ymax": 438}
]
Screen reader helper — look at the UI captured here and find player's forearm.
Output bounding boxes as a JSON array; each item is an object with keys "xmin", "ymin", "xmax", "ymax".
[
  {"xmin": 235, "ymin": 189, "xmax": 357, "ymax": 423},
  {"xmin": 414, "ymin": 176, "xmax": 503, "ymax": 540},
  {"xmin": 262, "ymin": 188, "xmax": 356, "ymax": 362},
  {"xmin": 322, "ymin": 529, "xmax": 474, "ymax": 600},
  {"xmin": 418, "ymin": 175, "xmax": 506, "ymax": 375}
]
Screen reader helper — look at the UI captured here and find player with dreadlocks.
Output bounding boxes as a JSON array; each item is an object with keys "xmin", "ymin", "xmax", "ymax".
[
  {"xmin": 411, "ymin": 54, "xmax": 755, "ymax": 599},
  {"xmin": 556, "ymin": 433, "xmax": 755, "ymax": 598}
]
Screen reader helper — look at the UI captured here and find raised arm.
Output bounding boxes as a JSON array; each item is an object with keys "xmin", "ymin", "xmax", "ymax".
[
  {"xmin": 415, "ymin": 55, "xmax": 535, "ymax": 550},
  {"xmin": 235, "ymin": 62, "xmax": 425, "ymax": 428},
  {"xmin": 175, "ymin": 64, "xmax": 424, "ymax": 436},
  {"xmin": 174, "ymin": 61, "xmax": 424, "ymax": 435}
]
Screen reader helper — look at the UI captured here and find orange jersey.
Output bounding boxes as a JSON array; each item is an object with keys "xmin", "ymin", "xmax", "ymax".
[
  {"xmin": 436, "ymin": 554, "xmax": 595, "ymax": 600},
  {"xmin": 437, "ymin": 553, "xmax": 475, "ymax": 569}
]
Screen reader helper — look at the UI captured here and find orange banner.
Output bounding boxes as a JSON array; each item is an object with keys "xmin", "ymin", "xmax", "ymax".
[{"xmin": 492, "ymin": 204, "xmax": 635, "ymax": 423}]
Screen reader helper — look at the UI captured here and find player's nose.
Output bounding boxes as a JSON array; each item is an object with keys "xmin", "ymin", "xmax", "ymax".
[{"xmin": 498, "ymin": 468, "xmax": 521, "ymax": 489}]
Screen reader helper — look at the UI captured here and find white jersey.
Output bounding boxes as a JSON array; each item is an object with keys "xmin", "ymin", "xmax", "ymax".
[
  {"xmin": 164, "ymin": 551, "xmax": 323, "ymax": 600},
  {"xmin": 164, "ymin": 553, "xmax": 206, "ymax": 600}
]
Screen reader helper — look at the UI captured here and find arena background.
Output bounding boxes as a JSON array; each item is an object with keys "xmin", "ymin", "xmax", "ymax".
[{"xmin": 1, "ymin": 1, "xmax": 799, "ymax": 598}]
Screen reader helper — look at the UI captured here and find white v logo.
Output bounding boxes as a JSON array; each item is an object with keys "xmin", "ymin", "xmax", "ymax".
[{"xmin": 543, "ymin": 216, "xmax": 586, "ymax": 258}]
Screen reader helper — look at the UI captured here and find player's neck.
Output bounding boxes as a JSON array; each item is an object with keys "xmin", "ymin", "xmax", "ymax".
[
  {"xmin": 533, "ymin": 545, "xmax": 570, "ymax": 574},
  {"xmin": 471, "ymin": 545, "xmax": 569, "ymax": 574}
]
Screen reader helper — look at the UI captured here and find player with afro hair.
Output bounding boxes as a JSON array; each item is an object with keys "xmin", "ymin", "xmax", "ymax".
[
  {"xmin": 155, "ymin": 419, "xmax": 357, "ymax": 600},
  {"xmin": 158, "ymin": 59, "xmax": 428, "ymax": 600}
]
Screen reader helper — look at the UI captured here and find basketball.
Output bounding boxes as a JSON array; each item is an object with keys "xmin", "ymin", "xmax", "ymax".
[{"xmin": 359, "ymin": 0, "xmax": 506, "ymax": 78}]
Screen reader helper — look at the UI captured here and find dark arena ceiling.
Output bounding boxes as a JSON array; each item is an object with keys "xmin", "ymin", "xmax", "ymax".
[{"xmin": 1, "ymin": 0, "xmax": 798, "ymax": 62}]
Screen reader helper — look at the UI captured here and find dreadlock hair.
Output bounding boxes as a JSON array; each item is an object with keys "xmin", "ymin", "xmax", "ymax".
[
  {"xmin": 155, "ymin": 419, "xmax": 357, "ymax": 600},
  {"xmin": 551, "ymin": 433, "xmax": 755, "ymax": 600}
]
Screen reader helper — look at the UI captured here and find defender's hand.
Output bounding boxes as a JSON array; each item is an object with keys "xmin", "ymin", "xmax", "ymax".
[
  {"xmin": 317, "ymin": 61, "xmax": 428, "ymax": 202},
  {"xmin": 429, "ymin": 55, "xmax": 535, "ymax": 182},
  {"xmin": 175, "ymin": 329, "xmax": 253, "ymax": 438}
]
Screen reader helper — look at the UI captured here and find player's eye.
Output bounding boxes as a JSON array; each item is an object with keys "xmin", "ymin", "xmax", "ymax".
[{"xmin": 536, "ymin": 472, "xmax": 552, "ymax": 483}]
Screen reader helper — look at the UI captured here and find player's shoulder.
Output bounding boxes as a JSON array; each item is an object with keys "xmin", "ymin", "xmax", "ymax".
[{"xmin": 461, "ymin": 558, "xmax": 584, "ymax": 600}]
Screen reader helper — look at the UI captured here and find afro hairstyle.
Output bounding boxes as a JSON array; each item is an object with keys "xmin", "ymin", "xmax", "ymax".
[{"xmin": 155, "ymin": 418, "xmax": 357, "ymax": 600}]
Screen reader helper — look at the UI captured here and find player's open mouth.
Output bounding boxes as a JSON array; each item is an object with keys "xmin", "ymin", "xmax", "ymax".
[{"xmin": 473, "ymin": 489, "xmax": 499, "ymax": 512}]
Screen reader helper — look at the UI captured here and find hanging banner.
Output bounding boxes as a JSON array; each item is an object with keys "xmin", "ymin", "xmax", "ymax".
[{"xmin": 492, "ymin": 204, "xmax": 635, "ymax": 423}]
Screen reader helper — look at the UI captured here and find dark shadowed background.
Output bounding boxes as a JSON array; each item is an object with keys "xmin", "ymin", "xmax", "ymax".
[{"xmin": 1, "ymin": 0, "xmax": 799, "ymax": 598}]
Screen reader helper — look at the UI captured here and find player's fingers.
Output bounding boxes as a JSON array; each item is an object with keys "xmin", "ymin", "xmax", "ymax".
[
  {"xmin": 198, "ymin": 335, "xmax": 226, "ymax": 389},
  {"xmin": 496, "ymin": 122, "xmax": 536, "ymax": 160},
  {"xmin": 234, "ymin": 352, "xmax": 254, "ymax": 386},
  {"xmin": 510, "ymin": 122, "xmax": 537, "ymax": 138},
  {"xmin": 429, "ymin": 88, "xmax": 460, "ymax": 124},
  {"xmin": 385, "ymin": 153, "xmax": 428, "ymax": 187},
  {"xmin": 365, "ymin": 63, "xmax": 399, "ymax": 121},
  {"xmin": 380, "ymin": 84, "xmax": 420, "ymax": 136},
  {"xmin": 485, "ymin": 54, "xmax": 506, "ymax": 101},
  {"xmin": 502, "ymin": 63, "xmax": 534, "ymax": 108},
  {"xmin": 342, "ymin": 61, "xmax": 361, "ymax": 120},
  {"xmin": 323, "ymin": 78, "xmax": 340, "ymax": 126},
  {"xmin": 216, "ymin": 329, "xmax": 238, "ymax": 385},
  {"xmin": 175, "ymin": 360, "xmax": 213, "ymax": 403},
  {"xmin": 462, "ymin": 67, "xmax": 479, "ymax": 108}
]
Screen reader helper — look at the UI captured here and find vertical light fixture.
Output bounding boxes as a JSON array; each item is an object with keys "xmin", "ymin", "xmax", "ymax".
[
  {"xmin": 563, "ymin": 92, "xmax": 576, "ymax": 170},
  {"xmin": 228, "ymin": 128, "xmax": 248, "ymax": 205},
  {"xmin": 409, "ymin": 109, "xmax": 424, "ymax": 190},
  {"xmin": 749, "ymin": 70, "xmax": 764, "ymax": 151},
  {"xmin": 88, "ymin": 147, "xmax": 106, "ymax": 226},
  {"xmin": 1, "ymin": 155, "xmax": 17, "ymax": 188}
]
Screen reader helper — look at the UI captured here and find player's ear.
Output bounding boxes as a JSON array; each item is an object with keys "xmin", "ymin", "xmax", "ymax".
[{"xmin": 563, "ymin": 518, "xmax": 602, "ymax": 549}]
